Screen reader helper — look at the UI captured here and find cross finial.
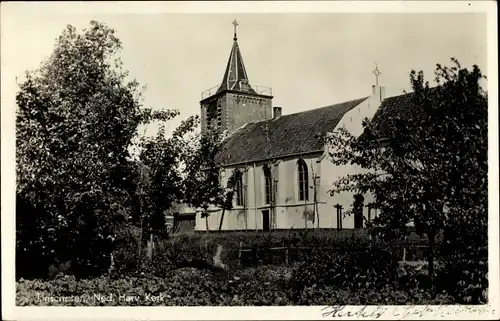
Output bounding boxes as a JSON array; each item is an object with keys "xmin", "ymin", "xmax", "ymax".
[
  {"xmin": 232, "ymin": 19, "xmax": 239, "ymax": 41},
  {"xmin": 372, "ymin": 63, "xmax": 382, "ymax": 86}
]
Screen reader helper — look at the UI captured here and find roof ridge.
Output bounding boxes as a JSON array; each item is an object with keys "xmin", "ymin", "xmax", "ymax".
[
  {"xmin": 266, "ymin": 96, "xmax": 370, "ymax": 120},
  {"xmin": 215, "ymin": 97, "xmax": 370, "ymax": 165},
  {"xmin": 284, "ymin": 96, "xmax": 369, "ymax": 118},
  {"xmin": 382, "ymin": 86, "xmax": 440, "ymax": 101},
  {"xmin": 239, "ymin": 96, "xmax": 369, "ymax": 128},
  {"xmin": 383, "ymin": 91, "xmax": 414, "ymax": 100}
]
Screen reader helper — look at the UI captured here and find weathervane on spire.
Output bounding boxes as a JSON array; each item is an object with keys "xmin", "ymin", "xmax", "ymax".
[
  {"xmin": 232, "ymin": 19, "xmax": 239, "ymax": 41},
  {"xmin": 372, "ymin": 63, "xmax": 382, "ymax": 86}
]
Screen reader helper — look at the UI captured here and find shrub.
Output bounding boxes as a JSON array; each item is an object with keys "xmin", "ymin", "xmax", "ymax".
[
  {"xmin": 436, "ymin": 245, "xmax": 488, "ymax": 304},
  {"xmin": 110, "ymin": 225, "xmax": 141, "ymax": 276},
  {"xmin": 17, "ymin": 257, "xmax": 460, "ymax": 306},
  {"xmin": 16, "ymin": 265, "xmax": 292, "ymax": 306},
  {"xmin": 110, "ymin": 228, "xmax": 431, "ymax": 278},
  {"xmin": 288, "ymin": 245, "xmax": 438, "ymax": 305}
]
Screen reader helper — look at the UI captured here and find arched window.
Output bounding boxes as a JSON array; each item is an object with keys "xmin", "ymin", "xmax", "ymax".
[
  {"xmin": 297, "ymin": 159, "xmax": 309, "ymax": 201},
  {"xmin": 263, "ymin": 164, "xmax": 272, "ymax": 204},
  {"xmin": 235, "ymin": 174, "xmax": 244, "ymax": 206}
]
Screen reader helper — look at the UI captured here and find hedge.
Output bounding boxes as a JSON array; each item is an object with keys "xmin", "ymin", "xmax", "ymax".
[
  {"xmin": 112, "ymin": 227, "xmax": 431, "ymax": 275},
  {"xmin": 17, "ymin": 259, "xmax": 459, "ymax": 306}
]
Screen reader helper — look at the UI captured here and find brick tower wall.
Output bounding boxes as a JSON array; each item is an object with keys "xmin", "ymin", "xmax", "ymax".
[
  {"xmin": 201, "ymin": 92, "xmax": 273, "ymax": 136},
  {"xmin": 223, "ymin": 93, "xmax": 273, "ymax": 134}
]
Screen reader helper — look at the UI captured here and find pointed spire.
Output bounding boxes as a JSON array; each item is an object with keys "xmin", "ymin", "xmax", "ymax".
[{"xmin": 217, "ymin": 20, "xmax": 256, "ymax": 94}]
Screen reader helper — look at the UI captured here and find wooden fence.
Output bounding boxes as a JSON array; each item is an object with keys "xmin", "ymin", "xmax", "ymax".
[{"xmin": 237, "ymin": 239, "xmax": 429, "ymax": 266}]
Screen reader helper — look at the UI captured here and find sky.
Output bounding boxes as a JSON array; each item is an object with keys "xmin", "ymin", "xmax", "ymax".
[{"xmin": 1, "ymin": 5, "xmax": 489, "ymax": 138}]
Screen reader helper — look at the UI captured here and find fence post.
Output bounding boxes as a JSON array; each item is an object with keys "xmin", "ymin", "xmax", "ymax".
[{"xmin": 238, "ymin": 239, "xmax": 243, "ymax": 266}]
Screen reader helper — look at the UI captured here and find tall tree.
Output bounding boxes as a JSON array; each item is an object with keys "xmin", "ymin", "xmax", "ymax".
[
  {"xmin": 182, "ymin": 130, "xmax": 221, "ymax": 232},
  {"xmin": 135, "ymin": 116, "xmax": 199, "ymax": 244},
  {"xmin": 182, "ymin": 129, "xmax": 239, "ymax": 232},
  {"xmin": 218, "ymin": 169, "xmax": 243, "ymax": 231},
  {"xmin": 326, "ymin": 59, "xmax": 487, "ymax": 298},
  {"xmin": 16, "ymin": 21, "xmax": 176, "ymax": 278}
]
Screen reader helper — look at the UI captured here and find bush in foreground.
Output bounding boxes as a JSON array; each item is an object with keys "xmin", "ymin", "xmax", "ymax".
[
  {"xmin": 16, "ymin": 263, "xmax": 456, "ymax": 306},
  {"xmin": 112, "ymin": 228, "xmax": 428, "ymax": 275},
  {"xmin": 17, "ymin": 246, "xmax": 465, "ymax": 306},
  {"xmin": 16, "ymin": 266, "xmax": 292, "ymax": 306}
]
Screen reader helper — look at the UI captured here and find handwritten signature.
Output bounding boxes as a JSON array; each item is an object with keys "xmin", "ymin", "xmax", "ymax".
[
  {"xmin": 321, "ymin": 304, "xmax": 495, "ymax": 319},
  {"xmin": 321, "ymin": 305, "xmax": 386, "ymax": 319}
]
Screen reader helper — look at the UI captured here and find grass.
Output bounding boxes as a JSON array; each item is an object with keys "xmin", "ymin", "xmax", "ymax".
[{"xmin": 17, "ymin": 228, "xmax": 464, "ymax": 306}]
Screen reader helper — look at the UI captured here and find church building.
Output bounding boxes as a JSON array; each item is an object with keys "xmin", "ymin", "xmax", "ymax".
[{"xmin": 195, "ymin": 21, "xmax": 391, "ymax": 231}]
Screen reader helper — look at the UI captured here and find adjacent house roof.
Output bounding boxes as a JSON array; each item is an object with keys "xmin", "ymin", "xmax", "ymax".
[{"xmin": 216, "ymin": 97, "xmax": 369, "ymax": 165}]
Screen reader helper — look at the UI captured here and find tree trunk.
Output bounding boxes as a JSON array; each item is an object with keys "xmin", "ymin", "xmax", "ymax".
[
  {"xmin": 218, "ymin": 207, "xmax": 226, "ymax": 231},
  {"xmin": 205, "ymin": 216, "xmax": 209, "ymax": 234}
]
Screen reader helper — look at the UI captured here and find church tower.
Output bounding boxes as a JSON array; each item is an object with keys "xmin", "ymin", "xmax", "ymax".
[{"xmin": 200, "ymin": 20, "xmax": 273, "ymax": 136}]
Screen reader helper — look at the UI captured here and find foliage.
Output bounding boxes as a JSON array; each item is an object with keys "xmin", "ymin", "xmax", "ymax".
[
  {"xmin": 289, "ymin": 247, "xmax": 399, "ymax": 302},
  {"xmin": 181, "ymin": 130, "xmax": 222, "ymax": 224},
  {"xmin": 17, "ymin": 254, "xmax": 457, "ymax": 306},
  {"xmin": 108, "ymin": 224, "xmax": 141, "ymax": 275},
  {"xmin": 16, "ymin": 227, "xmax": 459, "ymax": 306},
  {"xmin": 217, "ymin": 168, "xmax": 244, "ymax": 230},
  {"xmin": 16, "ymin": 266, "xmax": 292, "ymax": 306},
  {"xmin": 351, "ymin": 193, "xmax": 365, "ymax": 228},
  {"xmin": 437, "ymin": 244, "xmax": 488, "ymax": 304},
  {"xmin": 182, "ymin": 129, "xmax": 242, "ymax": 230},
  {"xmin": 111, "ymin": 228, "xmax": 428, "ymax": 273},
  {"xmin": 289, "ymin": 252, "xmax": 453, "ymax": 305},
  {"xmin": 15, "ymin": 21, "xmax": 176, "ymax": 279},
  {"xmin": 325, "ymin": 58, "xmax": 488, "ymax": 294},
  {"xmin": 134, "ymin": 116, "xmax": 199, "ymax": 238}
]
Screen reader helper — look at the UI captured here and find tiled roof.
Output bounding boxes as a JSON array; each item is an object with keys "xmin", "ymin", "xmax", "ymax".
[
  {"xmin": 363, "ymin": 88, "xmax": 438, "ymax": 140},
  {"xmin": 216, "ymin": 97, "xmax": 369, "ymax": 165},
  {"xmin": 368, "ymin": 92, "xmax": 417, "ymax": 139}
]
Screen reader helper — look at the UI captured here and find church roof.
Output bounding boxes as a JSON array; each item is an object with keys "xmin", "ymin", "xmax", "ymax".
[
  {"xmin": 216, "ymin": 23, "xmax": 257, "ymax": 95},
  {"xmin": 362, "ymin": 88, "xmax": 439, "ymax": 141},
  {"xmin": 367, "ymin": 92, "xmax": 417, "ymax": 139},
  {"xmin": 216, "ymin": 97, "xmax": 369, "ymax": 165}
]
